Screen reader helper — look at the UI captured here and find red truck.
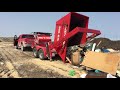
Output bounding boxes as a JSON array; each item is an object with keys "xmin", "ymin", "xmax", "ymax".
[
  {"xmin": 31, "ymin": 32, "xmax": 56, "ymax": 60},
  {"xmin": 14, "ymin": 34, "xmax": 35, "ymax": 51}
]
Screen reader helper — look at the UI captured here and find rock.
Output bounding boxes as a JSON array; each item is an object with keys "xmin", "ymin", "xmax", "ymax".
[
  {"xmin": 46, "ymin": 69, "xmax": 52, "ymax": 73},
  {"xmin": 0, "ymin": 62, "xmax": 4, "ymax": 65}
]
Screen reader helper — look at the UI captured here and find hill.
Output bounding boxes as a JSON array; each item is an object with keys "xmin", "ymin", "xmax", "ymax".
[{"xmin": 92, "ymin": 38, "xmax": 120, "ymax": 50}]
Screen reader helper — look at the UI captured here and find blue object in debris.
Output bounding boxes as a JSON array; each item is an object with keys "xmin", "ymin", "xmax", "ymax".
[
  {"xmin": 95, "ymin": 70, "xmax": 101, "ymax": 73},
  {"xmin": 102, "ymin": 49, "xmax": 110, "ymax": 53}
]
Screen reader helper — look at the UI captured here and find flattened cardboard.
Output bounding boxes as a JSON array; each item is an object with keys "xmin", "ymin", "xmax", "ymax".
[{"xmin": 81, "ymin": 51, "xmax": 120, "ymax": 75}]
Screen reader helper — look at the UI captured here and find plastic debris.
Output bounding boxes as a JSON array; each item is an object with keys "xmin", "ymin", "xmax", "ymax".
[
  {"xmin": 92, "ymin": 43, "xmax": 96, "ymax": 51},
  {"xmin": 80, "ymin": 74, "xmax": 87, "ymax": 78},
  {"xmin": 68, "ymin": 70, "xmax": 76, "ymax": 76},
  {"xmin": 95, "ymin": 70, "xmax": 101, "ymax": 73},
  {"xmin": 107, "ymin": 74, "xmax": 116, "ymax": 78},
  {"xmin": 95, "ymin": 49, "xmax": 101, "ymax": 52},
  {"xmin": 71, "ymin": 66, "xmax": 79, "ymax": 69}
]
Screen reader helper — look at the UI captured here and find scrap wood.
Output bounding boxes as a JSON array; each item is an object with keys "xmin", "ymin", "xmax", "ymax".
[
  {"xmin": 96, "ymin": 40, "xmax": 102, "ymax": 47},
  {"xmin": 66, "ymin": 57, "xmax": 72, "ymax": 64}
]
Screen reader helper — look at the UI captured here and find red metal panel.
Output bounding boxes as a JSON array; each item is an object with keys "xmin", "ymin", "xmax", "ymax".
[
  {"xmin": 52, "ymin": 12, "xmax": 101, "ymax": 62},
  {"xmin": 54, "ymin": 27, "xmax": 101, "ymax": 47}
]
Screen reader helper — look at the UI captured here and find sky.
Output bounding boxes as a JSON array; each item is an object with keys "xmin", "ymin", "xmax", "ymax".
[{"xmin": 0, "ymin": 12, "xmax": 120, "ymax": 40}]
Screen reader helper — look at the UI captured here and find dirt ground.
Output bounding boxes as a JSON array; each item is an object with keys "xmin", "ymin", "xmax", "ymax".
[
  {"xmin": 0, "ymin": 37, "xmax": 120, "ymax": 78},
  {"xmin": 0, "ymin": 41, "xmax": 84, "ymax": 78}
]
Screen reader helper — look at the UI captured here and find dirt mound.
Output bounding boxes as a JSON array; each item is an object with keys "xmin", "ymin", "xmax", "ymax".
[
  {"xmin": 91, "ymin": 38, "xmax": 120, "ymax": 50},
  {"xmin": 0, "ymin": 37, "xmax": 13, "ymax": 42}
]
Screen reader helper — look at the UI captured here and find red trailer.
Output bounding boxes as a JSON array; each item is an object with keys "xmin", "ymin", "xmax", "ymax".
[{"xmin": 32, "ymin": 12, "xmax": 101, "ymax": 63}]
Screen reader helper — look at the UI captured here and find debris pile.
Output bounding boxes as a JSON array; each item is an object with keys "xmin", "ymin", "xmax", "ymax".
[
  {"xmin": 92, "ymin": 38, "xmax": 120, "ymax": 50},
  {"xmin": 67, "ymin": 40, "xmax": 120, "ymax": 78}
]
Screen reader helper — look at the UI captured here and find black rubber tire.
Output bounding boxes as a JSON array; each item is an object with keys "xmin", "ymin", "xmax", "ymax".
[
  {"xmin": 13, "ymin": 35, "xmax": 18, "ymax": 46},
  {"xmin": 33, "ymin": 48, "xmax": 39, "ymax": 58},
  {"xmin": 21, "ymin": 44, "xmax": 25, "ymax": 51},
  {"xmin": 38, "ymin": 49, "xmax": 45, "ymax": 60}
]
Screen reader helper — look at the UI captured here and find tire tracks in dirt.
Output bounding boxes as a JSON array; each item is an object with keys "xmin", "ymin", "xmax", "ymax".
[
  {"xmin": 0, "ymin": 42, "xmax": 85, "ymax": 78},
  {"xmin": 0, "ymin": 48, "xmax": 20, "ymax": 78},
  {"xmin": 3, "ymin": 45, "xmax": 80, "ymax": 78}
]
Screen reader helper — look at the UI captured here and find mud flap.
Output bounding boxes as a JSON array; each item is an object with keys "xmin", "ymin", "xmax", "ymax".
[{"xmin": 81, "ymin": 51, "xmax": 120, "ymax": 75}]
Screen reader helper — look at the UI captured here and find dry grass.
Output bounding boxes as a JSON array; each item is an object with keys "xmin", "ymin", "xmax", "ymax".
[{"xmin": 0, "ymin": 37, "xmax": 13, "ymax": 42}]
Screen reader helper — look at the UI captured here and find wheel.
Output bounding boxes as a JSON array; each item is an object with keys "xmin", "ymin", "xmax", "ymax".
[
  {"xmin": 38, "ymin": 49, "xmax": 45, "ymax": 60},
  {"xmin": 21, "ymin": 44, "xmax": 25, "ymax": 51},
  {"xmin": 33, "ymin": 48, "xmax": 39, "ymax": 58}
]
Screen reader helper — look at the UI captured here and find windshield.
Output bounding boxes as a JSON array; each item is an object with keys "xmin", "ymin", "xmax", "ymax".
[{"xmin": 22, "ymin": 35, "xmax": 34, "ymax": 38}]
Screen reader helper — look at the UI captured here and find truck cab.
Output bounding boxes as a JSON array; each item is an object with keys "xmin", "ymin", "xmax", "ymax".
[
  {"xmin": 31, "ymin": 32, "xmax": 56, "ymax": 60},
  {"xmin": 14, "ymin": 34, "xmax": 35, "ymax": 51}
]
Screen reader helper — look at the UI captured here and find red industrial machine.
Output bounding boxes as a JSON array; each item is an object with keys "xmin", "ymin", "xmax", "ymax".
[
  {"xmin": 31, "ymin": 32, "xmax": 56, "ymax": 60},
  {"xmin": 52, "ymin": 12, "xmax": 101, "ymax": 62},
  {"xmin": 31, "ymin": 12, "xmax": 101, "ymax": 63}
]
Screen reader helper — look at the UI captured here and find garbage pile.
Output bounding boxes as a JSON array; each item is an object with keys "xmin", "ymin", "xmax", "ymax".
[{"xmin": 67, "ymin": 41, "xmax": 120, "ymax": 78}]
